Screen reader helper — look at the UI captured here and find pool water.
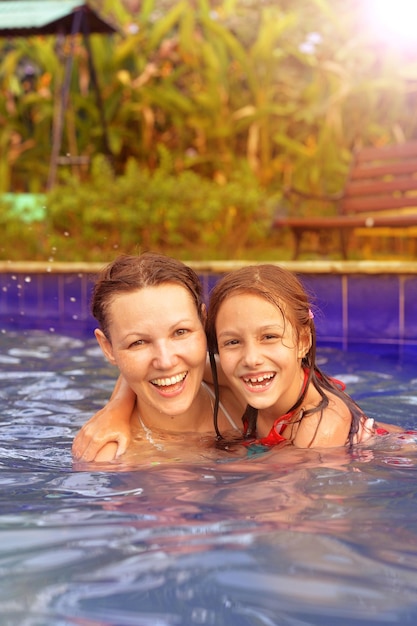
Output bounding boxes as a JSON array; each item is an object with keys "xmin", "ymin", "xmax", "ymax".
[{"xmin": 1, "ymin": 330, "xmax": 417, "ymax": 625}]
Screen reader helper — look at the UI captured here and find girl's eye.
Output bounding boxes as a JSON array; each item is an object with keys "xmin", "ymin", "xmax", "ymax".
[{"xmin": 264, "ymin": 334, "xmax": 279, "ymax": 341}]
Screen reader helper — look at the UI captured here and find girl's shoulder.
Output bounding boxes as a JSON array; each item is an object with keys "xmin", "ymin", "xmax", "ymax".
[{"xmin": 292, "ymin": 390, "xmax": 352, "ymax": 448}]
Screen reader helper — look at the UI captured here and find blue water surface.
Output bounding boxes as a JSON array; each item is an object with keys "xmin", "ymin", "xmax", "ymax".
[{"xmin": 1, "ymin": 330, "xmax": 417, "ymax": 626}]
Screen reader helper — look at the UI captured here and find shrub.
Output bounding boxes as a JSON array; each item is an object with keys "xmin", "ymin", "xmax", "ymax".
[{"xmin": 43, "ymin": 153, "xmax": 274, "ymax": 261}]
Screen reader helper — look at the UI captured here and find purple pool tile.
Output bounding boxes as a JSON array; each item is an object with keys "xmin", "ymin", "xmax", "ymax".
[
  {"xmin": 0, "ymin": 268, "xmax": 417, "ymax": 353},
  {"xmin": 62, "ymin": 273, "xmax": 92, "ymax": 323},
  {"xmin": 300, "ymin": 274, "xmax": 344, "ymax": 345},
  {"xmin": 404, "ymin": 275, "xmax": 417, "ymax": 341},
  {"xmin": 347, "ymin": 275, "xmax": 400, "ymax": 342}
]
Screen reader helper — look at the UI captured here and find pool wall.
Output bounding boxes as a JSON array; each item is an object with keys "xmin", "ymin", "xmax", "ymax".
[{"xmin": 1, "ymin": 260, "xmax": 417, "ymax": 353}]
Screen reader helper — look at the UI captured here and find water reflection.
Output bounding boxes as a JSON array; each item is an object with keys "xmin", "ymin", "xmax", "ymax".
[{"xmin": 1, "ymin": 331, "xmax": 417, "ymax": 625}]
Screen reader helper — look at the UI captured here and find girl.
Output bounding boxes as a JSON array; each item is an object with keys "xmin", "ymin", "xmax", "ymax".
[{"xmin": 206, "ymin": 264, "xmax": 379, "ymax": 448}]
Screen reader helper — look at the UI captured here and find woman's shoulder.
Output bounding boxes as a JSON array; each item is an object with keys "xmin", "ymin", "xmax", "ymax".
[
  {"xmin": 218, "ymin": 384, "xmax": 246, "ymax": 412},
  {"xmin": 205, "ymin": 383, "xmax": 245, "ymax": 432}
]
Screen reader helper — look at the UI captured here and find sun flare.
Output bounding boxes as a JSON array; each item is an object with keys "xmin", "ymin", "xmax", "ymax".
[{"xmin": 364, "ymin": 0, "xmax": 417, "ymax": 49}]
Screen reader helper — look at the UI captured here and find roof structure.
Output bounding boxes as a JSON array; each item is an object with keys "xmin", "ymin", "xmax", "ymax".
[
  {"xmin": 0, "ymin": 0, "xmax": 119, "ymax": 37},
  {"xmin": 0, "ymin": 0, "xmax": 119, "ymax": 188}
]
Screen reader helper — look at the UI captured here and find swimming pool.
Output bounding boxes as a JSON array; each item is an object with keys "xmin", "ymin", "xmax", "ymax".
[{"xmin": 1, "ymin": 328, "xmax": 417, "ymax": 625}]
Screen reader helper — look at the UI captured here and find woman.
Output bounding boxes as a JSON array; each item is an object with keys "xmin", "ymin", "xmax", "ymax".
[{"xmin": 73, "ymin": 252, "xmax": 244, "ymax": 462}]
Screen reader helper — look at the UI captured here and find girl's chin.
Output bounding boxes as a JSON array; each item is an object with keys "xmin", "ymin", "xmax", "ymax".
[{"xmin": 240, "ymin": 393, "xmax": 276, "ymax": 409}]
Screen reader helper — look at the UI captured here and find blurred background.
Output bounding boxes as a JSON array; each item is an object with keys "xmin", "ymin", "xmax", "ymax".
[{"xmin": 1, "ymin": 0, "xmax": 417, "ymax": 262}]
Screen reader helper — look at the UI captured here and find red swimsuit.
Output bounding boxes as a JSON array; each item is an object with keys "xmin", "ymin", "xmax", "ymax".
[{"xmin": 242, "ymin": 369, "xmax": 347, "ymax": 448}]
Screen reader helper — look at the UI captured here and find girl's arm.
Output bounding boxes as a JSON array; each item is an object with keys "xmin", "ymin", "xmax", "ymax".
[{"xmin": 72, "ymin": 375, "xmax": 135, "ymax": 462}]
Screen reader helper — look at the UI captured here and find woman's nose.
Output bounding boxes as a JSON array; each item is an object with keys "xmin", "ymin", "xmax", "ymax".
[{"xmin": 152, "ymin": 341, "xmax": 178, "ymax": 369}]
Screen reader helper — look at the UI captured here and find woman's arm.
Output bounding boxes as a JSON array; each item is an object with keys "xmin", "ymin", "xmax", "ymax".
[{"xmin": 72, "ymin": 375, "xmax": 135, "ymax": 462}]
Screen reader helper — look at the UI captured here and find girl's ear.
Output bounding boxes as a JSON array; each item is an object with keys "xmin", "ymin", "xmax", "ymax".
[
  {"xmin": 298, "ymin": 328, "xmax": 312, "ymax": 359},
  {"xmin": 94, "ymin": 329, "xmax": 117, "ymax": 365}
]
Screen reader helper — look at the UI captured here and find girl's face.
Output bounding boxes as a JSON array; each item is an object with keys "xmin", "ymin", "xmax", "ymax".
[
  {"xmin": 215, "ymin": 293, "xmax": 310, "ymax": 417},
  {"xmin": 95, "ymin": 284, "xmax": 207, "ymax": 428}
]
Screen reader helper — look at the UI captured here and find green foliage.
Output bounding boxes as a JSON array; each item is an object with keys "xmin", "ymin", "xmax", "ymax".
[
  {"xmin": 0, "ymin": 196, "xmax": 47, "ymax": 259},
  {"xmin": 42, "ymin": 153, "xmax": 272, "ymax": 261},
  {"xmin": 2, "ymin": 0, "xmax": 417, "ymax": 259}
]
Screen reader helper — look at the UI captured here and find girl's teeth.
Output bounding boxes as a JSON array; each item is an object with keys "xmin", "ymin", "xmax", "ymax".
[
  {"xmin": 151, "ymin": 372, "xmax": 186, "ymax": 387},
  {"xmin": 245, "ymin": 374, "xmax": 273, "ymax": 383}
]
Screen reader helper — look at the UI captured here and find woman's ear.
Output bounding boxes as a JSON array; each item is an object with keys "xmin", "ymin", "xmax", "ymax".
[
  {"xmin": 94, "ymin": 329, "xmax": 117, "ymax": 365},
  {"xmin": 298, "ymin": 329, "xmax": 312, "ymax": 360},
  {"xmin": 200, "ymin": 302, "xmax": 207, "ymax": 323}
]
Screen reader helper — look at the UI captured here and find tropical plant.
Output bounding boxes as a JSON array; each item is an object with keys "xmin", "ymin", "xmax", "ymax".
[
  {"xmin": 1, "ymin": 0, "xmax": 417, "ymax": 261},
  {"xmin": 44, "ymin": 150, "xmax": 272, "ymax": 261}
]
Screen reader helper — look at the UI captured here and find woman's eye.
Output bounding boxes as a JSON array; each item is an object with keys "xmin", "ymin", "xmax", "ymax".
[
  {"xmin": 175, "ymin": 328, "xmax": 188, "ymax": 337},
  {"xmin": 129, "ymin": 339, "xmax": 145, "ymax": 348},
  {"xmin": 223, "ymin": 339, "xmax": 239, "ymax": 347}
]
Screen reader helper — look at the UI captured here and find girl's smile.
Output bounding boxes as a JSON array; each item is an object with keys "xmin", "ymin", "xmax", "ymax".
[{"xmin": 216, "ymin": 293, "xmax": 309, "ymax": 419}]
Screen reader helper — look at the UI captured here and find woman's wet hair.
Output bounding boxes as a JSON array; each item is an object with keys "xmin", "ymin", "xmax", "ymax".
[
  {"xmin": 91, "ymin": 252, "xmax": 205, "ymax": 340},
  {"xmin": 206, "ymin": 264, "xmax": 364, "ymax": 446}
]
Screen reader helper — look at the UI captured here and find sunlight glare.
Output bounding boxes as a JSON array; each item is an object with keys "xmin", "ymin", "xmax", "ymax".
[{"xmin": 364, "ymin": 0, "xmax": 417, "ymax": 49}]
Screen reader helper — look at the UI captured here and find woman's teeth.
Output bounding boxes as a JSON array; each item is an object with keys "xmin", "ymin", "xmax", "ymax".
[{"xmin": 151, "ymin": 372, "xmax": 187, "ymax": 387}]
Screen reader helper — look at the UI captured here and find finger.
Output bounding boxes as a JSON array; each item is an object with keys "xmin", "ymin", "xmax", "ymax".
[
  {"xmin": 353, "ymin": 418, "xmax": 375, "ymax": 444},
  {"xmin": 72, "ymin": 435, "xmax": 104, "ymax": 462},
  {"xmin": 115, "ymin": 434, "xmax": 130, "ymax": 458}
]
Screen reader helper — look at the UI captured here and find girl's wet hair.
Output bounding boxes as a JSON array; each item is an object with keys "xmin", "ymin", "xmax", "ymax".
[
  {"xmin": 91, "ymin": 252, "xmax": 205, "ymax": 340},
  {"xmin": 206, "ymin": 264, "xmax": 364, "ymax": 447}
]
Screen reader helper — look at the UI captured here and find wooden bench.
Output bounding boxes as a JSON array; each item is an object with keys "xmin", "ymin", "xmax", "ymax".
[{"xmin": 272, "ymin": 141, "xmax": 417, "ymax": 259}]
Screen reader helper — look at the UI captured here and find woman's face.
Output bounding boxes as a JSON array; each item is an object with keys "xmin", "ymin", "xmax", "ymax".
[
  {"xmin": 215, "ymin": 292, "xmax": 309, "ymax": 417},
  {"xmin": 95, "ymin": 284, "xmax": 207, "ymax": 426}
]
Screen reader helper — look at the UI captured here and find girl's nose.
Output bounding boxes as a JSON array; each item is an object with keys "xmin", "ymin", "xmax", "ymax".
[{"xmin": 242, "ymin": 342, "xmax": 264, "ymax": 368}]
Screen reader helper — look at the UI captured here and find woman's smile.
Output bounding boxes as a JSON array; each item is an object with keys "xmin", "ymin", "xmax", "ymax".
[{"xmin": 95, "ymin": 284, "xmax": 207, "ymax": 428}]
